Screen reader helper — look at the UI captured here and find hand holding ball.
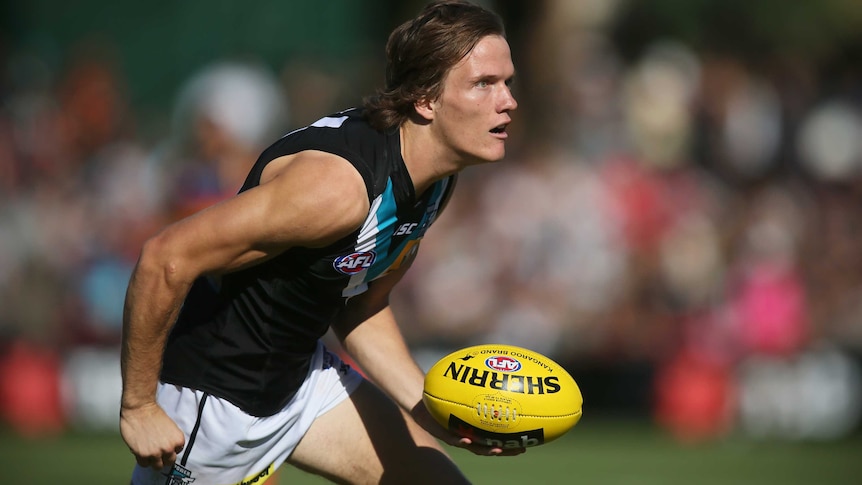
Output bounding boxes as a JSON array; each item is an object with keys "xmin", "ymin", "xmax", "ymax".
[{"xmin": 423, "ymin": 344, "xmax": 583, "ymax": 448}]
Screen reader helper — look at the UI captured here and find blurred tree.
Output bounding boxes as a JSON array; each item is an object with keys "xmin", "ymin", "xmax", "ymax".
[
  {"xmin": 8, "ymin": 0, "xmax": 388, "ymax": 136},
  {"xmin": 611, "ymin": 0, "xmax": 862, "ymax": 63}
]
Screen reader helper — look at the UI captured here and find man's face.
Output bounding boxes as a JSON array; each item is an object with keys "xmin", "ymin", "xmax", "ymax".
[{"xmin": 431, "ymin": 35, "xmax": 518, "ymax": 165}]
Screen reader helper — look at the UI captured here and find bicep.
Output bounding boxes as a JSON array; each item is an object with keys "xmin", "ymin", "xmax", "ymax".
[
  {"xmin": 151, "ymin": 190, "xmax": 286, "ymax": 277},
  {"xmin": 149, "ymin": 152, "xmax": 369, "ymax": 280}
]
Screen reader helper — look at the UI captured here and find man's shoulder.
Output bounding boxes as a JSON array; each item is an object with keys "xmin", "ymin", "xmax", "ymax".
[
  {"xmin": 278, "ymin": 108, "xmax": 387, "ymax": 152},
  {"xmin": 306, "ymin": 107, "xmax": 375, "ymax": 133}
]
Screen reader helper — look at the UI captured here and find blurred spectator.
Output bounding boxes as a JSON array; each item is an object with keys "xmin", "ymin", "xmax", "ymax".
[
  {"xmin": 0, "ymin": 44, "xmax": 153, "ymax": 348},
  {"xmin": 165, "ymin": 61, "xmax": 289, "ymax": 218},
  {"xmin": 797, "ymin": 100, "xmax": 862, "ymax": 181},
  {"xmin": 1, "ymin": 0, "xmax": 862, "ymax": 442},
  {"xmin": 0, "ymin": 340, "xmax": 65, "ymax": 437},
  {"xmin": 654, "ymin": 347, "xmax": 736, "ymax": 443}
]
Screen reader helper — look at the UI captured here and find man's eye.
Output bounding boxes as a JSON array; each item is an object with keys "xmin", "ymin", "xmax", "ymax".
[{"xmin": 476, "ymin": 81, "xmax": 489, "ymax": 88}]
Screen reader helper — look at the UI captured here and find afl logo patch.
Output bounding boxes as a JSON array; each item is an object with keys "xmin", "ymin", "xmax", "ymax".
[
  {"xmin": 334, "ymin": 251, "xmax": 376, "ymax": 275},
  {"xmin": 485, "ymin": 356, "xmax": 522, "ymax": 373}
]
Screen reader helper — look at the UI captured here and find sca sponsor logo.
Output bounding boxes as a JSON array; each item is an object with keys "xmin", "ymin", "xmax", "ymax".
[
  {"xmin": 485, "ymin": 356, "xmax": 521, "ymax": 372},
  {"xmin": 333, "ymin": 251, "xmax": 376, "ymax": 275},
  {"xmin": 394, "ymin": 222, "xmax": 419, "ymax": 236}
]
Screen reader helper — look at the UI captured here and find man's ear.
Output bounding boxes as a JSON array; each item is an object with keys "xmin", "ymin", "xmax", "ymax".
[{"xmin": 414, "ymin": 97, "xmax": 435, "ymax": 122}]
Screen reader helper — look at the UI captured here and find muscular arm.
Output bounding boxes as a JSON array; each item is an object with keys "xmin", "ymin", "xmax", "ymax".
[
  {"xmin": 331, "ymin": 264, "xmax": 425, "ymax": 414},
  {"xmin": 120, "ymin": 151, "xmax": 369, "ymax": 469},
  {"xmin": 331, "ymin": 240, "xmax": 525, "ymax": 457},
  {"xmin": 331, "ymin": 260, "xmax": 517, "ymax": 457}
]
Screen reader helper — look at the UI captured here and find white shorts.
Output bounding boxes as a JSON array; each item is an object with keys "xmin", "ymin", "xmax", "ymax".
[{"xmin": 131, "ymin": 342, "xmax": 363, "ymax": 485}]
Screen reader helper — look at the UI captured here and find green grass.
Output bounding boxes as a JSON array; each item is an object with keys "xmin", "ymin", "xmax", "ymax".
[{"xmin": 2, "ymin": 419, "xmax": 859, "ymax": 484}]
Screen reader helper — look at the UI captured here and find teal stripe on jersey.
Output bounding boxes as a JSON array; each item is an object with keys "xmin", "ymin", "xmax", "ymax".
[
  {"xmin": 342, "ymin": 179, "xmax": 396, "ymax": 297},
  {"xmin": 366, "ymin": 178, "xmax": 446, "ymax": 280},
  {"xmin": 341, "ymin": 176, "xmax": 449, "ymax": 298}
]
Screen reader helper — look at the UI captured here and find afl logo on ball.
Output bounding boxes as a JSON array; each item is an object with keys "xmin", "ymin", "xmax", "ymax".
[
  {"xmin": 485, "ymin": 356, "xmax": 522, "ymax": 373},
  {"xmin": 334, "ymin": 251, "xmax": 376, "ymax": 275}
]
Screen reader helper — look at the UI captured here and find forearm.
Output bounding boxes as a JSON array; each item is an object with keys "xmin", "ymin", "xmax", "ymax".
[
  {"xmin": 339, "ymin": 306, "xmax": 425, "ymax": 412},
  {"xmin": 120, "ymin": 256, "xmax": 190, "ymax": 410}
]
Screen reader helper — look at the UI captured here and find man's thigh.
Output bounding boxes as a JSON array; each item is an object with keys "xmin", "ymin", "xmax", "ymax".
[{"xmin": 287, "ymin": 381, "xmax": 470, "ymax": 484}]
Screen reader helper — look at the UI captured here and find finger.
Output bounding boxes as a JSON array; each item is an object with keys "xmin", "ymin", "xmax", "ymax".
[
  {"xmin": 163, "ymin": 451, "xmax": 178, "ymax": 468},
  {"xmin": 462, "ymin": 441, "xmax": 524, "ymax": 457},
  {"xmin": 457, "ymin": 440, "xmax": 493, "ymax": 455},
  {"xmin": 153, "ymin": 452, "xmax": 177, "ymax": 470},
  {"xmin": 496, "ymin": 448, "xmax": 526, "ymax": 456},
  {"xmin": 475, "ymin": 446, "xmax": 502, "ymax": 456}
]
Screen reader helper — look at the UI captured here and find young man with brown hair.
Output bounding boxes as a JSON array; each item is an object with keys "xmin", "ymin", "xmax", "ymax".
[{"xmin": 121, "ymin": 1, "xmax": 519, "ymax": 483}]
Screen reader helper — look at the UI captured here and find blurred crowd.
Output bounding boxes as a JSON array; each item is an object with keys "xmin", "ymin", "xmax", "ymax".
[{"xmin": 1, "ymin": 0, "xmax": 861, "ymax": 441}]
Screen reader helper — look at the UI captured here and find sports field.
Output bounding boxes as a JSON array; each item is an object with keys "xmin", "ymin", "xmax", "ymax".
[{"xmin": 2, "ymin": 417, "xmax": 859, "ymax": 484}]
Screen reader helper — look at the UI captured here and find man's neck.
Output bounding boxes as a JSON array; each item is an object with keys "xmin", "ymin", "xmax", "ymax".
[{"xmin": 399, "ymin": 121, "xmax": 462, "ymax": 196}]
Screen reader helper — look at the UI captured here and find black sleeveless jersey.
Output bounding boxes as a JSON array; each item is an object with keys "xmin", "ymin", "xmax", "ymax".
[{"xmin": 160, "ymin": 109, "xmax": 456, "ymax": 417}]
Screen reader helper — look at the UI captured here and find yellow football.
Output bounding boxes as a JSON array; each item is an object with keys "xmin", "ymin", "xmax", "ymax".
[{"xmin": 422, "ymin": 344, "xmax": 583, "ymax": 448}]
